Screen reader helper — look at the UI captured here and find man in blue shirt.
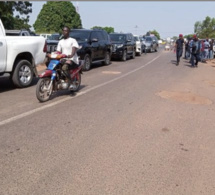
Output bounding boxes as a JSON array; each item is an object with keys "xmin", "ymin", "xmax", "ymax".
[
  {"xmin": 190, "ymin": 35, "xmax": 201, "ymax": 67},
  {"xmin": 175, "ymin": 34, "xmax": 184, "ymax": 65}
]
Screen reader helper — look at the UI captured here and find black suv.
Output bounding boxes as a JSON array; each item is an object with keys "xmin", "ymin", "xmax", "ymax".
[
  {"xmin": 109, "ymin": 33, "xmax": 136, "ymax": 61},
  {"xmin": 46, "ymin": 33, "xmax": 62, "ymax": 54},
  {"xmin": 46, "ymin": 29, "xmax": 112, "ymax": 71}
]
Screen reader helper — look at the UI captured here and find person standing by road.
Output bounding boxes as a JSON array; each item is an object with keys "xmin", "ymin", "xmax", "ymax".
[
  {"xmin": 190, "ymin": 34, "xmax": 201, "ymax": 67},
  {"xmin": 200, "ymin": 40, "xmax": 205, "ymax": 62},
  {"xmin": 175, "ymin": 34, "xmax": 184, "ymax": 65},
  {"xmin": 204, "ymin": 38, "xmax": 210, "ymax": 62},
  {"xmin": 209, "ymin": 39, "xmax": 214, "ymax": 61},
  {"xmin": 185, "ymin": 37, "xmax": 191, "ymax": 60}
]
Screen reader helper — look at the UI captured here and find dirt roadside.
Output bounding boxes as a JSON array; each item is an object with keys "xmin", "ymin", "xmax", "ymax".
[{"xmin": 157, "ymin": 56, "xmax": 215, "ymax": 105}]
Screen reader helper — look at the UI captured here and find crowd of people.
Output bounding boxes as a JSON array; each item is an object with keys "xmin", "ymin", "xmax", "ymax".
[{"xmin": 174, "ymin": 34, "xmax": 214, "ymax": 67}]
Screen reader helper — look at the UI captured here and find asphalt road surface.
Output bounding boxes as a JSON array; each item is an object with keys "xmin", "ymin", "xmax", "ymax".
[{"xmin": 1, "ymin": 48, "xmax": 215, "ymax": 195}]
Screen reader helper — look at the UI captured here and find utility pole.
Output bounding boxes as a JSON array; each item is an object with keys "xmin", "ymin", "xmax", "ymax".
[
  {"xmin": 75, "ymin": 1, "xmax": 79, "ymax": 14},
  {"xmin": 135, "ymin": 25, "xmax": 138, "ymax": 35}
]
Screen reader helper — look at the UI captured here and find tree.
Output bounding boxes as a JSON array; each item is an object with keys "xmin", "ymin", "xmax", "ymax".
[
  {"xmin": 146, "ymin": 30, "xmax": 160, "ymax": 39},
  {"xmin": 194, "ymin": 16, "xmax": 215, "ymax": 38},
  {"xmin": 183, "ymin": 34, "xmax": 194, "ymax": 39},
  {"xmin": 0, "ymin": 1, "xmax": 32, "ymax": 29},
  {"xmin": 91, "ymin": 26, "xmax": 114, "ymax": 34},
  {"xmin": 172, "ymin": 36, "xmax": 178, "ymax": 41},
  {"xmin": 33, "ymin": 1, "xmax": 82, "ymax": 34}
]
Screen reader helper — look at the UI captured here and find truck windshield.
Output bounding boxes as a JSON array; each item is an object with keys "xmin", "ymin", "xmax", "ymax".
[
  {"xmin": 48, "ymin": 34, "xmax": 61, "ymax": 40},
  {"xmin": 109, "ymin": 34, "xmax": 126, "ymax": 42},
  {"xmin": 69, "ymin": 31, "xmax": 90, "ymax": 41}
]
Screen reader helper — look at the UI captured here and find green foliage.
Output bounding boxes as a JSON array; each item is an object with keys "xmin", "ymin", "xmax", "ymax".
[
  {"xmin": 0, "ymin": 1, "xmax": 32, "ymax": 29},
  {"xmin": 33, "ymin": 1, "xmax": 82, "ymax": 34},
  {"xmin": 91, "ymin": 26, "xmax": 114, "ymax": 34},
  {"xmin": 172, "ymin": 36, "xmax": 178, "ymax": 41},
  {"xmin": 183, "ymin": 34, "xmax": 193, "ymax": 39},
  {"xmin": 146, "ymin": 30, "xmax": 160, "ymax": 39},
  {"xmin": 194, "ymin": 16, "xmax": 215, "ymax": 38},
  {"xmin": 91, "ymin": 26, "xmax": 103, "ymax": 30}
]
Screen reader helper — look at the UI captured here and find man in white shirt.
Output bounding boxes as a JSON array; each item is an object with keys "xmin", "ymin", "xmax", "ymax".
[{"xmin": 56, "ymin": 26, "xmax": 79, "ymax": 89}]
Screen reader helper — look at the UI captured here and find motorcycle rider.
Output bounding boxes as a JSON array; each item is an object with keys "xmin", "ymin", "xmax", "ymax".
[{"xmin": 56, "ymin": 26, "xmax": 79, "ymax": 89}]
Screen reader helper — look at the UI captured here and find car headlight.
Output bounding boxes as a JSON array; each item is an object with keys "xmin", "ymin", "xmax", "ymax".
[{"xmin": 116, "ymin": 44, "xmax": 123, "ymax": 48}]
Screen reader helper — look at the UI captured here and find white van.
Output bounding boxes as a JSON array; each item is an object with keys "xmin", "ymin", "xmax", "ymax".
[{"xmin": 40, "ymin": 34, "xmax": 51, "ymax": 39}]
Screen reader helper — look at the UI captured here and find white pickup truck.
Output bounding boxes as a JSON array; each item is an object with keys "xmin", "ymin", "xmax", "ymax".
[{"xmin": 0, "ymin": 19, "xmax": 46, "ymax": 88}]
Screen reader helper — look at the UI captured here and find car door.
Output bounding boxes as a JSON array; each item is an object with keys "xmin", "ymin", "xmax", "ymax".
[
  {"xmin": 152, "ymin": 37, "xmax": 156, "ymax": 50},
  {"xmin": 130, "ymin": 34, "xmax": 135, "ymax": 53},
  {"xmin": 148, "ymin": 37, "xmax": 153, "ymax": 50},
  {"xmin": 126, "ymin": 34, "xmax": 132, "ymax": 55},
  {"xmin": 0, "ymin": 38, "xmax": 7, "ymax": 73},
  {"xmin": 90, "ymin": 31, "xmax": 100, "ymax": 61},
  {"xmin": 97, "ymin": 31, "xmax": 106, "ymax": 60}
]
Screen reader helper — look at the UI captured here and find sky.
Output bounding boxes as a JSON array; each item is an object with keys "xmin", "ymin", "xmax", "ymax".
[{"xmin": 29, "ymin": 1, "xmax": 215, "ymax": 39}]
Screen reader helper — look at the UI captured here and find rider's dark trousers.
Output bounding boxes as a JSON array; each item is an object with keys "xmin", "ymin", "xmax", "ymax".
[{"xmin": 176, "ymin": 49, "xmax": 183, "ymax": 63}]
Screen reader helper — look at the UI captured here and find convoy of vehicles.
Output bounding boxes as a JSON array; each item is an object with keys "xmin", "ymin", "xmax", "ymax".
[
  {"xmin": 46, "ymin": 29, "xmax": 112, "ymax": 71},
  {"xmin": 1, "ymin": 16, "xmax": 161, "ymax": 89}
]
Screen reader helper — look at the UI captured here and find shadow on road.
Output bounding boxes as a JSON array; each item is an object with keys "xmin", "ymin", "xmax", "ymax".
[
  {"xmin": 171, "ymin": 60, "xmax": 177, "ymax": 65},
  {"xmin": 0, "ymin": 77, "xmax": 15, "ymax": 93},
  {"xmin": 183, "ymin": 59, "xmax": 199, "ymax": 68},
  {"xmin": 0, "ymin": 77, "xmax": 39, "ymax": 93},
  {"xmin": 37, "ymin": 84, "xmax": 88, "ymax": 103}
]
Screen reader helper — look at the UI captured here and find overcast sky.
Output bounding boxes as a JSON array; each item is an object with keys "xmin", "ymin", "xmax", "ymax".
[{"xmin": 29, "ymin": 1, "xmax": 215, "ymax": 39}]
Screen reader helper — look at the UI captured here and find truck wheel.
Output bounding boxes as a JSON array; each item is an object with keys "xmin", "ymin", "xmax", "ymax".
[
  {"xmin": 12, "ymin": 60, "xmax": 34, "ymax": 88},
  {"xmin": 149, "ymin": 47, "xmax": 152, "ymax": 53},
  {"xmin": 131, "ymin": 49, "xmax": 136, "ymax": 59},
  {"xmin": 102, "ymin": 51, "xmax": 111, "ymax": 65},
  {"xmin": 83, "ymin": 54, "xmax": 91, "ymax": 71},
  {"xmin": 121, "ymin": 50, "xmax": 127, "ymax": 61}
]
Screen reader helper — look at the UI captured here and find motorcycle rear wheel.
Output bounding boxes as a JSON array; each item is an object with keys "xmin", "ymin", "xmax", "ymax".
[
  {"xmin": 36, "ymin": 78, "xmax": 53, "ymax": 102},
  {"xmin": 70, "ymin": 72, "xmax": 81, "ymax": 92}
]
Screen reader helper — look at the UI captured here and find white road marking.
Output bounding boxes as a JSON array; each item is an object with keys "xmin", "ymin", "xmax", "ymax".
[
  {"xmin": 0, "ymin": 55, "xmax": 160, "ymax": 126},
  {"xmin": 102, "ymin": 71, "xmax": 121, "ymax": 74}
]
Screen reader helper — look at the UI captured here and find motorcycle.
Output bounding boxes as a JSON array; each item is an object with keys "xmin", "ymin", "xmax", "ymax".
[{"xmin": 36, "ymin": 52, "xmax": 83, "ymax": 102}]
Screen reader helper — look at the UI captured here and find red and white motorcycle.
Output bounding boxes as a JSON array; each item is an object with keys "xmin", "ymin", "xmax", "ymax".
[{"xmin": 36, "ymin": 53, "xmax": 83, "ymax": 102}]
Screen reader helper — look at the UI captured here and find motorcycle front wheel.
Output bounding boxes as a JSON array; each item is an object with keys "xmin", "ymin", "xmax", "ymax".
[
  {"xmin": 70, "ymin": 72, "xmax": 81, "ymax": 92},
  {"xmin": 36, "ymin": 78, "xmax": 53, "ymax": 102}
]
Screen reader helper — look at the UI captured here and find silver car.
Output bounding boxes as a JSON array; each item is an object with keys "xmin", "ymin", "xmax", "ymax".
[
  {"xmin": 143, "ymin": 36, "xmax": 159, "ymax": 53},
  {"xmin": 134, "ymin": 35, "xmax": 142, "ymax": 56}
]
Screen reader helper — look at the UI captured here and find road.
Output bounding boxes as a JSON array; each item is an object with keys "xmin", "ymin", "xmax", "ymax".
[{"xmin": 1, "ymin": 49, "xmax": 215, "ymax": 195}]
